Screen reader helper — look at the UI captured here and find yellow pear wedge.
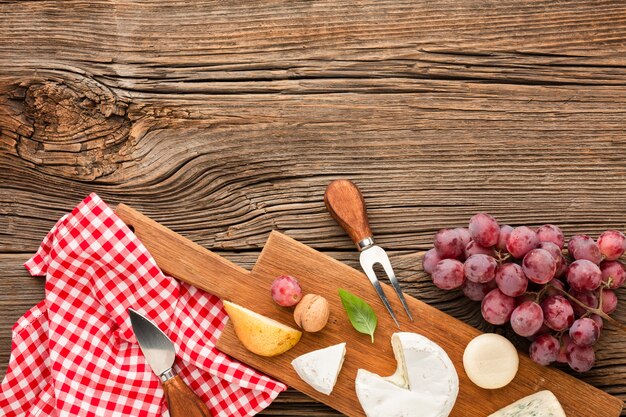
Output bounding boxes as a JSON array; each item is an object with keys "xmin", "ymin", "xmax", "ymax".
[{"xmin": 223, "ymin": 301, "xmax": 302, "ymax": 357}]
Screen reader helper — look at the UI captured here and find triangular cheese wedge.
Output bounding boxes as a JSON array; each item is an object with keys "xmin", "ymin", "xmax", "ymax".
[
  {"xmin": 488, "ymin": 391, "xmax": 566, "ymax": 417},
  {"xmin": 355, "ymin": 333, "xmax": 458, "ymax": 417},
  {"xmin": 291, "ymin": 342, "xmax": 346, "ymax": 395}
]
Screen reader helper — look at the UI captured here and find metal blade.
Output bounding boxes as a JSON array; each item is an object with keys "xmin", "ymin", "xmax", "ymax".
[
  {"xmin": 128, "ymin": 308, "xmax": 175, "ymax": 377},
  {"xmin": 361, "ymin": 245, "xmax": 413, "ymax": 321},
  {"xmin": 360, "ymin": 250, "xmax": 400, "ymax": 328}
]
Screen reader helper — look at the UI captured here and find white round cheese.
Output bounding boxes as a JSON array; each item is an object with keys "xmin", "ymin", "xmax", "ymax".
[
  {"xmin": 463, "ymin": 333, "xmax": 519, "ymax": 389},
  {"xmin": 355, "ymin": 332, "xmax": 459, "ymax": 417}
]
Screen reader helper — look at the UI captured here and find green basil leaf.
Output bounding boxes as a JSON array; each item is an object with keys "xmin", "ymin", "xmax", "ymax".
[{"xmin": 338, "ymin": 288, "xmax": 377, "ymax": 343}]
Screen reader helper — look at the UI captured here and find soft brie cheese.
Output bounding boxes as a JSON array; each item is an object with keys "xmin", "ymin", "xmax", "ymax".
[
  {"xmin": 355, "ymin": 332, "xmax": 459, "ymax": 417},
  {"xmin": 291, "ymin": 342, "xmax": 346, "ymax": 395},
  {"xmin": 488, "ymin": 391, "xmax": 566, "ymax": 417}
]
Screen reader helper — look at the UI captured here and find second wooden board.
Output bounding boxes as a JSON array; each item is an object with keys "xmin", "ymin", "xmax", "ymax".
[{"xmin": 217, "ymin": 231, "xmax": 622, "ymax": 417}]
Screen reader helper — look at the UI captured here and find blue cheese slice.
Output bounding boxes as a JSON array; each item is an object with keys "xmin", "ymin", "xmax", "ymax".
[
  {"xmin": 488, "ymin": 391, "xmax": 566, "ymax": 417},
  {"xmin": 291, "ymin": 343, "xmax": 346, "ymax": 395}
]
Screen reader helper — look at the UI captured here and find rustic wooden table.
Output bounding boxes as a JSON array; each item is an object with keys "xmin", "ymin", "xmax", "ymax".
[{"xmin": 2, "ymin": 1, "xmax": 626, "ymax": 415}]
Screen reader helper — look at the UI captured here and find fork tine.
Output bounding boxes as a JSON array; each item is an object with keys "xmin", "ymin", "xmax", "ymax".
[
  {"xmin": 378, "ymin": 254, "xmax": 414, "ymax": 321},
  {"xmin": 361, "ymin": 258, "xmax": 400, "ymax": 328}
]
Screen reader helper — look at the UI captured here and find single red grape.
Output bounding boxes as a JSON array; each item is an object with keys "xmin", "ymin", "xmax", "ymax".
[
  {"xmin": 556, "ymin": 334, "xmax": 572, "ymax": 363},
  {"xmin": 566, "ymin": 343, "xmax": 595, "ymax": 372},
  {"xmin": 569, "ymin": 317, "xmax": 600, "ymax": 347},
  {"xmin": 511, "ymin": 301, "xmax": 544, "ymax": 337},
  {"xmin": 541, "ymin": 295, "xmax": 574, "ymax": 331},
  {"xmin": 590, "ymin": 314, "xmax": 604, "ymax": 336},
  {"xmin": 464, "ymin": 254, "xmax": 497, "ymax": 284},
  {"xmin": 434, "ymin": 228, "xmax": 464, "ymax": 259},
  {"xmin": 601, "ymin": 289, "xmax": 618, "ymax": 314},
  {"xmin": 567, "ymin": 259, "xmax": 602, "ymax": 292},
  {"xmin": 465, "ymin": 240, "xmax": 496, "ymax": 258},
  {"xmin": 568, "ymin": 289, "xmax": 598, "ymax": 317},
  {"xmin": 468, "ymin": 213, "xmax": 500, "ymax": 247},
  {"xmin": 529, "ymin": 333, "xmax": 559, "ymax": 366},
  {"xmin": 462, "ymin": 280, "xmax": 497, "ymax": 302},
  {"xmin": 497, "ymin": 225, "xmax": 513, "ymax": 251},
  {"xmin": 597, "ymin": 230, "xmax": 626, "ymax": 261},
  {"xmin": 454, "ymin": 227, "xmax": 472, "ymax": 247},
  {"xmin": 538, "ymin": 241, "xmax": 561, "ymax": 260},
  {"xmin": 481, "ymin": 288, "xmax": 515, "ymax": 325},
  {"xmin": 423, "ymin": 248, "xmax": 442, "ymax": 274},
  {"xmin": 600, "ymin": 260, "xmax": 626, "ymax": 289},
  {"xmin": 568, "ymin": 235, "xmax": 602, "ymax": 265},
  {"xmin": 536, "ymin": 224, "xmax": 565, "ymax": 248},
  {"xmin": 432, "ymin": 259, "xmax": 465, "ymax": 290},
  {"xmin": 271, "ymin": 275, "xmax": 303, "ymax": 306},
  {"xmin": 495, "ymin": 263, "xmax": 528, "ymax": 297},
  {"xmin": 554, "ymin": 254, "xmax": 568, "ymax": 278},
  {"xmin": 522, "ymin": 248, "xmax": 557, "ymax": 284},
  {"xmin": 506, "ymin": 226, "xmax": 539, "ymax": 258},
  {"xmin": 538, "ymin": 241, "xmax": 567, "ymax": 279}
]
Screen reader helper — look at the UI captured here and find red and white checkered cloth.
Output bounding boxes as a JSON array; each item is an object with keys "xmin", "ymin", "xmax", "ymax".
[{"xmin": 0, "ymin": 193, "xmax": 286, "ymax": 416}]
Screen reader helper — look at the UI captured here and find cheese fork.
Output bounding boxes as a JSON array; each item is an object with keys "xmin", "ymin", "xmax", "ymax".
[{"xmin": 324, "ymin": 180, "xmax": 413, "ymax": 327}]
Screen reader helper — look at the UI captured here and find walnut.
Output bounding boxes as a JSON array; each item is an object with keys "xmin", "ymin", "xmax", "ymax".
[{"xmin": 293, "ymin": 294, "xmax": 330, "ymax": 332}]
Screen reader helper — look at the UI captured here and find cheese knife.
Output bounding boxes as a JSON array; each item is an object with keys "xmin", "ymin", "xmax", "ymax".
[
  {"xmin": 324, "ymin": 179, "xmax": 413, "ymax": 327},
  {"xmin": 128, "ymin": 308, "xmax": 212, "ymax": 417}
]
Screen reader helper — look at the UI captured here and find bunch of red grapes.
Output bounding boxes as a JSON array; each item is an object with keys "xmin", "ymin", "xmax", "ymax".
[{"xmin": 423, "ymin": 213, "xmax": 625, "ymax": 373}]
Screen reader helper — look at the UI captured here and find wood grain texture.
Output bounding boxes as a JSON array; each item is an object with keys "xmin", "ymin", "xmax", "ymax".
[
  {"xmin": 162, "ymin": 375, "xmax": 212, "ymax": 417},
  {"xmin": 2, "ymin": 0, "xmax": 626, "ymax": 415},
  {"xmin": 113, "ymin": 206, "xmax": 624, "ymax": 416}
]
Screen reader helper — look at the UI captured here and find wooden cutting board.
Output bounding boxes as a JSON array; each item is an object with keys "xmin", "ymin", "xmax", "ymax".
[{"xmin": 115, "ymin": 204, "xmax": 624, "ymax": 417}]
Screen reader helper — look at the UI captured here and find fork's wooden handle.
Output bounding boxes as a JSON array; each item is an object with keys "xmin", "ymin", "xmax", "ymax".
[
  {"xmin": 324, "ymin": 179, "xmax": 373, "ymax": 246},
  {"xmin": 163, "ymin": 375, "xmax": 212, "ymax": 417}
]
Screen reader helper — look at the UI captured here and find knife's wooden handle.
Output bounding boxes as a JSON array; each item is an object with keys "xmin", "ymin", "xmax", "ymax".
[
  {"xmin": 163, "ymin": 375, "xmax": 212, "ymax": 417},
  {"xmin": 324, "ymin": 179, "xmax": 373, "ymax": 246}
]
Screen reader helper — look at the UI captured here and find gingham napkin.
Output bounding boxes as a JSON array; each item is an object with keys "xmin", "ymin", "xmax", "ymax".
[{"xmin": 0, "ymin": 193, "xmax": 286, "ymax": 416}]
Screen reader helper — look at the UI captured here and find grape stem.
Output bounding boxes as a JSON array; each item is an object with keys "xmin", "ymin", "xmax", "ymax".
[
  {"xmin": 495, "ymin": 251, "xmax": 511, "ymax": 265},
  {"xmin": 555, "ymin": 287, "xmax": 626, "ymax": 333},
  {"xmin": 535, "ymin": 285, "xmax": 549, "ymax": 303}
]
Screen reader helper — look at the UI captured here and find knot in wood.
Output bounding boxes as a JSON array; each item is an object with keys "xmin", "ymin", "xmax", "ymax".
[{"xmin": 15, "ymin": 79, "xmax": 134, "ymax": 181}]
